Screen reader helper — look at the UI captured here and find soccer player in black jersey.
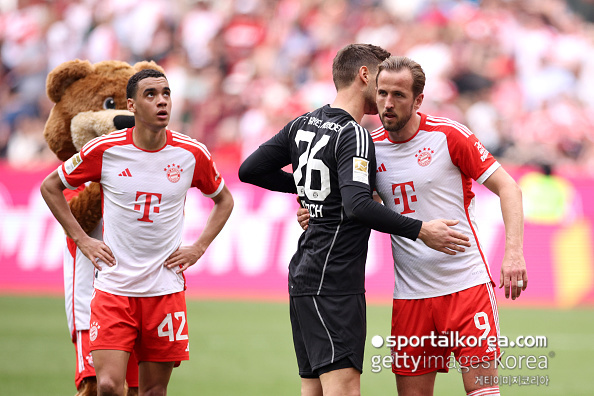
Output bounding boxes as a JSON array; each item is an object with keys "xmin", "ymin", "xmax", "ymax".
[{"xmin": 239, "ymin": 44, "xmax": 470, "ymax": 396}]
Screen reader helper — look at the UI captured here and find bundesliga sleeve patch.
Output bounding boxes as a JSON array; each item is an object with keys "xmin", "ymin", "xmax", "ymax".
[
  {"xmin": 352, "ymin": 157, "xmax": 369, "ymax": 184},
  {"xmin": 64, "ymin": 153, "xmax": 83, "ymax": 174}
]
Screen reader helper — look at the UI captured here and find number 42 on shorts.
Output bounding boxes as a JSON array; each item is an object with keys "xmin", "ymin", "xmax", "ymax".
[{"xmin": 157, "ymin": 311, "xmax": 188, "ymax": 341}]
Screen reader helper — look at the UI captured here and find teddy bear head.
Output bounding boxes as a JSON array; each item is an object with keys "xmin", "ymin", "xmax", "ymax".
[{"xmin": 44, "ymin": 59, "xmax": 164, "ymax": 161}]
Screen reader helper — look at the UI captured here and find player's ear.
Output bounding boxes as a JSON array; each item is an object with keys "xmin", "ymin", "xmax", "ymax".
[
  {"xmin": 127, "ymin": 98, "xmax": 135, "ymax": 113},
  {"xmin": 359, "ymin": 66, "xmax": 370, "ymax": 85},
  {"xmin": 414, "ymin": 93, "xmax": 424, "ymax": 110}
]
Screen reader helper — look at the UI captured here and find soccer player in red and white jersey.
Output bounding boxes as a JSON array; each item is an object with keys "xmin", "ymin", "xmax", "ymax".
[
  {"xmin": 41, "ymin": 69, "xmax": 234, "ymax": 395},
  {"xmin": 372, "ymin": 57, "xmax": 526, "ymax": 396},
  {"xmin": 240, "ymin": 44, "xmax": 471, "ymax": 396},
  {"xmin": 298, "ymin": 56, "xmax": 527, "ymax": 396},
  {"xmin": 64, "ymin": 185, "xmax": 139, "ymax": 396}
]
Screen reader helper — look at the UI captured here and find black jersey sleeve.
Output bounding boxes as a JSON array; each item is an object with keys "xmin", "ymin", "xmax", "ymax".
[
  {"xmin": 335, "ymin": 122, "xmax": 375, "ymax": 188},
  {"xmin": 341, "ymin": 185, "xmax": 422, "ymax": 240},
  {"xmin": 335, "ymin": 122, "xmax": 422, "ymax": 240},
  {"xmin": 238, "ymin": 128, "xmax": 297, "ymax": 194}
]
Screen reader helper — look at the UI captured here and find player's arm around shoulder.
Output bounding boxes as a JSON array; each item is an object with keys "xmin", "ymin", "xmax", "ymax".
[
  {"xmin": 483, "ymin": 166, "xmax": 527, "ymax": 300},
  {"xmin": 165, "ymin": 184, "xmax": 234, "ymax": 274}
]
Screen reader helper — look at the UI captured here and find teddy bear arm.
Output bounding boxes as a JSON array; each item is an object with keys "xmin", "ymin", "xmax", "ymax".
[{"xmin": 68, "ymin": 182, "xmax": 103, "ymax": 235}]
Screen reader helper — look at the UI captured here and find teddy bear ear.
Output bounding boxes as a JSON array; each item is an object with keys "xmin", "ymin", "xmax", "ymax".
[
  {"xmin": 133, "ymin": 60, "xmax": 165, "ymax": 74},
  {"xmin": 46, "ymin": 59, "xmax": 94, "ymax": 103}
]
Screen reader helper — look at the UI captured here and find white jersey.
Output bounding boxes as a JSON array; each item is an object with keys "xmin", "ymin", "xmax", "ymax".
[
  {"xmin": 371, "ymin": 113, "xmax": 499, "ymax": 299},
  {"xmin": 58, "ymin": 128, "xmax": 224, "ymax": 297}
]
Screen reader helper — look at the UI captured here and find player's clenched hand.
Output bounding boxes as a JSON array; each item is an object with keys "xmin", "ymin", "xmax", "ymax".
[
  {"xmin": 78, "ymin": 235, "xmax": 115, "ymax": 270},
  {"xmin": 296, "ymin": 196, "xmax": 310, "ymax": 231},
  {"xmin": 297, "ymin": 207, "xmax": 310, "ymax": 230},
  {"xmin": 500, "ymin": 249, "xmax": 527, "ymax": 300},
  {"xmin": 165, "ymin": 245, "xmax": 205, "ymax": 274},
  {"xmin": 418, "ymin": 219, "xmax": 471, "ymax": 255}
]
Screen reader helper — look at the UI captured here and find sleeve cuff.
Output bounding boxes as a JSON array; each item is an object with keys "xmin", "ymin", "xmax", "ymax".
[
  {"xmin": 57, "ymin": 165, "xmax": 77, "ymax": 190},
  {"xmin": 202, "ymin": 179, "xmax": 225, "ymax": 198},
  {"xmin": 476, "ymin": 161, "xmax": 501, "ymax": 185}
]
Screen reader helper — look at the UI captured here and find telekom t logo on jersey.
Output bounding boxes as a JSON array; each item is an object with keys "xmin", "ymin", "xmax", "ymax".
[
  {"xmin": 392, "ymin": 181, "xmax": 417, "ymax": 214},
  {"xmin": 134, "ymin": 191, "xmax": 162, "ymax": 222}
]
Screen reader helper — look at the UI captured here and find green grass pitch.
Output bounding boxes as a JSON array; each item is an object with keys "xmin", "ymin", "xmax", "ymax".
[{"xmin": 0, "ymin": 295, "xmax": 591, "ymax": 395}]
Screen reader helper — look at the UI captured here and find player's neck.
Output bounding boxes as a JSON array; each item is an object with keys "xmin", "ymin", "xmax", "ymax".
[
  {"xmin": 331, "ymin": 89, "xmax": 365, "ymax": 124},
  {"xmin": 132, "ymin": 125, "xmax": 167, "ymax": 151}
]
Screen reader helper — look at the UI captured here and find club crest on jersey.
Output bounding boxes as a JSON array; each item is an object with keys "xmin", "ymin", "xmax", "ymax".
[
  {"xmin": 164, "ymin": 163, "xmax": 183, "ymax": 183},
  {"xmin": 415, "ymin": 147, "xmax": 434, "ymax": 167},
  {"xmin": 89, "ymin": 321, "xmax": 100, "ymax": 342},
  {"xmin": 353, "ymin": 157, "xmax": 369, "ymax": 184}
]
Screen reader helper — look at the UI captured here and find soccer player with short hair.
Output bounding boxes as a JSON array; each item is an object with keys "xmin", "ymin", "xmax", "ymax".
[
  {"xmin": 239, "ymin": 44, "xmax": 471, "ymax": 396},
  {"xmin": 373, "ymin": 56, "xmax": 526, "ymax": 396},
  {"xmin": 300, "ymin": 56, "xmax": 527, "ymax": 396},
  {"xmin": 41, "ymin": 68, "xmax": 234, "ymax": 395}
]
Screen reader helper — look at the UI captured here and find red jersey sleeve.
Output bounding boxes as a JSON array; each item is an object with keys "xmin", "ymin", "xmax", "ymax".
[
  {"xmin": 58, "ymin": 140, "xmax": 103, "ymax": 190},
  {"xmin": 191, "ymin": 145, "xmax": 223, "ymax": 197},
  {"xmin": 63, "ymin": 184, "xmax": 85, "ymax": 202},
  {"xmin": 445, "ymin": 126, "xmax": 499, "ymax": 184}
]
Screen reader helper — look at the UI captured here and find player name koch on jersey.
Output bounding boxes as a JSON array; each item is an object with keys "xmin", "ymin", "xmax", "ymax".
[{"xmin": 286, "ymin": 106, "xmax": 376, "ymax": 295}]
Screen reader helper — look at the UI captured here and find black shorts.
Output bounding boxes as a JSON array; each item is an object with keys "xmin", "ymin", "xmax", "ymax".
[{"xmin": 290, "ymin": 294, "xmax": 366, "ymax": 378}]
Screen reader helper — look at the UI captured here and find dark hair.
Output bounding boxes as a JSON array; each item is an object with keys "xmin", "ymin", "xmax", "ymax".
[
  {"xmin": 377, "ymin": 56, "xmax": 426, "ymax": 97},
  {"xmin": 332, "ymin": 44, "xmax": 391, "ymax": 90},
  {"xmin": 126, "ymin": 69, "xmax": 167, "ymax": 99}
]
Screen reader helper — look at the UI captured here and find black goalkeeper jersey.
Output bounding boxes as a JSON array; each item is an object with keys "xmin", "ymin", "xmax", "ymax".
[{"xmin": 239, "ymin": 105, "xmax": 421, "ymax": 296}]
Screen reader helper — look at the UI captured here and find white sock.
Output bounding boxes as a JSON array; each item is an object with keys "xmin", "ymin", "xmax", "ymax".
[{"xmin": 467, "ymin": 386, "xmax": 500, "ymax": 396}]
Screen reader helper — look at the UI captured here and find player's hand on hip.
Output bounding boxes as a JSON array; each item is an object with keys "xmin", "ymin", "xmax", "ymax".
[
  {"xmin": 165, "ymin": 245, "xmax": 205, "ymax": 274},
  {"xmin": 500, "ymin": 250, "xmax": 527, "ymax": 300},
  {"xmin": 418, "ymin": 219, "xmax": 471, "ymax": 255},
  {"xmin": 78, "ymin": 235, "xmax": 115, "ymax": 270}
]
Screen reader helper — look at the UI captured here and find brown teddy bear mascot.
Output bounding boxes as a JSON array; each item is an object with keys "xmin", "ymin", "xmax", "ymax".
[{"xmin": 43, "ymin": 59, "xmax": 164, "ymax": 396}]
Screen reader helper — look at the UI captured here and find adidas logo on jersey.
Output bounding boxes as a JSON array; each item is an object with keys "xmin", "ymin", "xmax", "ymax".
[
  {"xmin": 377, "ymin": 163, "xmax": 387, "ymax": 173},
  {"xmin": 118, "ymin": 168, "xmax": 132, "ymax": 177}
]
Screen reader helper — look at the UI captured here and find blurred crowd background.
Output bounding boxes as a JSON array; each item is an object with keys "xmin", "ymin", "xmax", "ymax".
[{"xmin": 2, "ymin": 0, "xmax": 594, "ymax": 174}]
